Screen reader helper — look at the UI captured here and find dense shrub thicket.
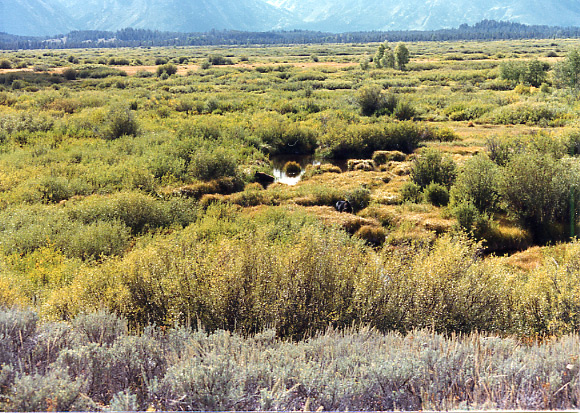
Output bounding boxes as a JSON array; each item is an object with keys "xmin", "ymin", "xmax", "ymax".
[{"xmin": 0, "ymin": 205, "xmax": 575, "ymax": 338}]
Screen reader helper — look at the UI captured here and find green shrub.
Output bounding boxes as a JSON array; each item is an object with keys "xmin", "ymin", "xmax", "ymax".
[
  {"xmin": 61, "ymin": 68, "xmax": 77, "ymax": 80},
  {"xmin": 108, "ymin": 57, "xmax": 131, "ymax": 66},
  {"xmin": 100, "ymin": 106, "xmax": 139, "ymax": 140},
  {"xmin": 188, "ymin": 147, "xmax": 239, "ymax": 181},
  {"xmin": 444, "ymin": 103, "xmax": 494, "ymax": 121},
  {"xmin": 36, "ymin": 176, "xmax": 77, "ymax": 204},
  {"xmin": 156, "ymin": 64, "xmax": 177, "ymax": 77},
  {"xmin": 77, "ymin": 66, "xmax": 127, "ymax": 79},
  {"xmin": 0, "ymin": 112, "xmax": 54, "ymax": 134},
  {"xmin": 253, "ymin": 116, "xmax": 317, "ymax": 155},
  {"xmin": 451, "ymin": 154, "xmax": 500, "ymax": 213},
  {"xmin": 400, "ymin": 181, "xmax": 422, "ymax": 203},
  {"xmin": 453, "ymin": 200, "xmax": 479, "ymax": 232},
  {"xmin": 422, "ymin": 182, "xmax": 449, "ymax": 206},
  {"xmin": 355, "ymin": 85, "xmax": 387, "ymax": 116},
  {"xmin": 434, "ymin": 127, "xmax": 458, "ymax": 142},
  {"xmin": 208, "ymin": 55, "xmax": 233, "ymax": 66},
  {"xmin": 393, "ymin": 100, "xmax": 416, "ymax": 120},
  {"xmin": 62, "ymin": 220, "xmax": 130, "ymax": 260},
  {"xmin": 345, "ymin": 187, "xmax": 371, "ymax": 212},
  {"xmin": 0, "ymin": 60, "xmax": 12, "ymax": 69},
  {"xmin": 67, "ymin": 192, "xmax": 185, "ymax": 234},
  {"xmin": 499, "ymin": 59, "xmax": 549, "ymax": 87},
  {"xmin": 320, "ymin": 121, "xmax": 432, "ymax": 158},
  {"xmin": 499, "ymin": 151, "xmax": 578, "ymax": 243},
  {"xmin": 481, "ymin": 102, "xmax": 560, "ymax": 125},
  {"xmin": 411, "ymin": 148, "xmax": 456, "ymax": 189}
]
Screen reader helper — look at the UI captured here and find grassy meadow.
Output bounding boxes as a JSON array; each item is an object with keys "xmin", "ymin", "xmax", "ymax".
[{"xmin": 0, "ymin": 38, "xmax": 580, "ymax": 410}]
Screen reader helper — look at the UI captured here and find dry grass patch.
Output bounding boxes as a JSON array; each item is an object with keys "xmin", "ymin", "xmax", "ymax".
[
  {"xmin": 385, "ymin": 222, "xmax": 437, "ymax": 247},
  {"xmin": 502, "ymin": 246, "xmax": 545, "ymax": 272},
  {"xmin": 393, "ymin": 203, "xmax": 454, "ymax": 233}
]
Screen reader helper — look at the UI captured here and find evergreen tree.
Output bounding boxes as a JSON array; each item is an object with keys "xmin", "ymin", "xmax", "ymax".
[
  {"xmin": 555, "ymin": 48, "xmax": 580, "ymax": 94},
  {"xmin": 394, "ymin": 43, "xmax": 410, "ymax": 70}
]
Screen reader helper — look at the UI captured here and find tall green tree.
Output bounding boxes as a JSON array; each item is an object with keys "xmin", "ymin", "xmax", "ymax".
[
  {"xmin": 394, "ymin": 43, "xmax": 410, "ymax": 70},
  {"xmin": 374, "ymin": 42, "xmax": 394, "ymax": 69},
  {"xmin": 555, "ymin": 47, "xmax": 580, "ymax": 94}
]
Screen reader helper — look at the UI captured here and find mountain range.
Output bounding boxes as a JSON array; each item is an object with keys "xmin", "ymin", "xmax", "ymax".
[{"xmin": 3, "ymin": 0, "xmax": 580, "ymax": 36}]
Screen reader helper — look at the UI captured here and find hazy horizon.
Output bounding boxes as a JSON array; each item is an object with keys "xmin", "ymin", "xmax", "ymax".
[{"xmin": 3, "ymin": 0, "xmax": 580, "ymax": 37}]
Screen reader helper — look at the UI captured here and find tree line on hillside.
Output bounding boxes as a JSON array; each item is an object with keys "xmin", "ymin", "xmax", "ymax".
[{"xmin": 1, "ymin": 20, "xmax": 580, "ymax": 50}]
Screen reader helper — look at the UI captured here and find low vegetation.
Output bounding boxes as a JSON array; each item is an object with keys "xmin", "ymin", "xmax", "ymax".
[
  {"xmin": 1, "ymin": 308, "xmax": 579, "ymax": 412},
  {"xmin": 0, "ymin": 38, "xmax": 580, "ymax": 411}
]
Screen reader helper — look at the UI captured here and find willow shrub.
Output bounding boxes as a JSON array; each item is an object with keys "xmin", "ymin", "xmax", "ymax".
[
  {"xmin": 319, "ymin": 120, "xmax": 432, "ymax": 158},
  {"xmin": 66, "ymin": 191, "xmax": 198, "ymax": 234},
  {"xmin": 44, "ymin": 205, "xmax": 523, "ymax": 337},
  {"xmin": 479, "ymin": 102, "xmax": 562, "ymax": 125},
  {"xmin": 250, "ymin": 113, "xmax": 317, "ymax": 155},
  {"xmin": 516, "ymin": 242, "xmax": 580, "ymax": 336}
]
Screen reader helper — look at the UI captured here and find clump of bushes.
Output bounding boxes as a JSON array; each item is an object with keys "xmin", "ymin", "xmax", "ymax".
[
  {"xmin": 451, "ymin": 154, "xmax": 500, "ymax": 213},
  {"xmin": 76, "ymin": 66, "xmax": 127, "ymax": 79},
  {"xmin": 400, "ymin": 181, "xmax": 422, "ymax": 203},
  {"xmin": 410, "ymin": 148, "xmax": 456, "ymax": 189},
  {"xmin": 107, "ymin": 57, "xmax": 131, "ymax": 66},
  {"xmin": 61, "ymin": 68, "xmax": 77, "ymax": 80},
  {"xmin": 422, "ymin": 182, "xmax": 449, "ymax": 206},
  {"xmin": 100, "ymin": 105, "xmax": 139, "ymax": 140},
  {"xmin": 499, "ymin": 58, "xmax": 549, "ymax": 87},
  {"xmin": 207, "ymin": 55, "xmax": 233, "ymax": 66},
  {"xmin": 175, "ymin": 177, "xmax": 244, "ymax": 199},
  {"xmin": 283, "ymin": 161, "xmax": 301, "ymax": 176},
  {"xmin": 252, "ymin": 115, "xmax": 317, "ymax": 155},
  {"xmin": 372, "ymin": 150, "xmax": 406, "ymax": 165},
  {"xmin": 320, "ymin": 120, "xmax": 434, "ymax": 158},
  {"xmin": 444, "ymin": 102, "xmax": 494, "ymax": 121},
  {"xmin": 188, "ymin": 147, "xmax": 239, "ymax": 181},
  {"xmin": 355, "ymin": 85, "xmax": 403, "ymax": 117},
  {"xmin": 156, "ymin": 64, "xmax": 177, "ymax": 77},
  {"xmin": 480, "ymin": 102, "xmax": 561, "ymax": 125}
]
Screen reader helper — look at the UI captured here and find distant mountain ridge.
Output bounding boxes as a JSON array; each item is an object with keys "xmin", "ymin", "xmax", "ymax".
[
  {"xmin": 269, "ymin": 0, "xmax": 580, "ymax": 32},
  {"xmin": 0, "ymin": 0, "xmax": 74, "ymax": 36},
  {"xmin": 3, "ymin": 0, "xmax": 580, "ymax": 36}
]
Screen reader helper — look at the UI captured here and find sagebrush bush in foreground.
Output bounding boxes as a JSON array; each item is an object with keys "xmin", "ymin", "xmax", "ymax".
[{"xmin": 0, "ymin": 308, "xmax": 578, "ymax": 412}]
